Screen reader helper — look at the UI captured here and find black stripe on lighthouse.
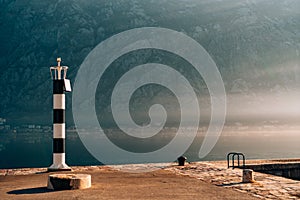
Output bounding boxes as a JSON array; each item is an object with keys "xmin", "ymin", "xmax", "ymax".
[
  {"xmin": 53, "ymin": 80, "xmax": 64, "ymax": 94},
  {"xmin": 53, "ymin": 138, "xmax": 65, "ymax": 153},
  {"xmin": 53, "ymin": 109, "xmax": 65, "ymax": 123}
]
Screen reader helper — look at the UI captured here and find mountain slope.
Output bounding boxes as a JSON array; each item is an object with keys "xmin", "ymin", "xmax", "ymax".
[{"xmin": 0, "ymin": 0, "xmax": 299, "ymax": 124}]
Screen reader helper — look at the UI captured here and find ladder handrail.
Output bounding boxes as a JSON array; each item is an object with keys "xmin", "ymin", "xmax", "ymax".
[{"xmin": 227, "ymin": 152, "xmax": 245, "ymax": 169}]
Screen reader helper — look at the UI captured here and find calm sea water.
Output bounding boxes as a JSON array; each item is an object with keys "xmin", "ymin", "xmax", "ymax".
[{"xmin": 1, "ymin": 126, "xmax": 300, "ymax": 169}]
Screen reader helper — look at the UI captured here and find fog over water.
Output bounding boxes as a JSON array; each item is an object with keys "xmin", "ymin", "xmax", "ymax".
[{"xmin": 1, "ymin": 124, "xmax": 300, "ymax": 169}]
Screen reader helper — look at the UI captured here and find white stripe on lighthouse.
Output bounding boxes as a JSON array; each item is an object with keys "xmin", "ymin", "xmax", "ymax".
[
  {"xmin": 53, "ymin": 94, "xmax": 65, "ymax": 109},
  {"xmin": 53, "ymin": 124, "xmax": 65, "ymax": 138}
]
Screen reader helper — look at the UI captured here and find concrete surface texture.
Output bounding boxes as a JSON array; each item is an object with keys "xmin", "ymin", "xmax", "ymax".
[
  {"xmin": 168, "ymin": 160, "xmax": 300, "ymax": 199},
  {"xmin": 0, "ymin": 165, "xmax": 259, "ymax": 200}
]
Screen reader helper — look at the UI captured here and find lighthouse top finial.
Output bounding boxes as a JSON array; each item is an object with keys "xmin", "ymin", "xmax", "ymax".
[
  {"xmin": 57, "ymin": 57, "xmax": 61, "ymax": 66},
  {"xmin": 50, "ymin": 57, "xmax": 69, "ymax": 80}
]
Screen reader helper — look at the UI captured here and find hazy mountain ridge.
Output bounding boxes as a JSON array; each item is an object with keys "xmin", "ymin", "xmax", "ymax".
[{"xmin": 0, "ymin": 0, "xmax": 299, "ymax": 124}]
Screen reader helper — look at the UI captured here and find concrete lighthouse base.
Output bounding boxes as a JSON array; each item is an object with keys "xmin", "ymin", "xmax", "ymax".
[
  {"xmin": 47, "ymin": 154, "xmax": 72, "ymax": 172},
  {"xmin": 47, "ymin": 166, "xmax": 72, "ymax": 172}
]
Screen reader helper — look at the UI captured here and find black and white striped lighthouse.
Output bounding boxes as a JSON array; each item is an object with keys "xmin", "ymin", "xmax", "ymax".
[{"xmin": 48, "ymin": 58, "xmax": 72, "ymax": 171}]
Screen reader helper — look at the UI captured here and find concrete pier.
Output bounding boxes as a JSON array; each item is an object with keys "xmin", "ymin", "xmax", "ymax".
[
  {"xmin": 167, "ymin": 159, "xmax": 300, "ymax": 199},
  {"xmin": 1, "ymin": 159, "xmax": 300, "ymax": 199}
]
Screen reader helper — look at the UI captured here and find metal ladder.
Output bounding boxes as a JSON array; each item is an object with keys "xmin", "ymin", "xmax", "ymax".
[{"xmin": 227, "ymin": 152, "xmax": 246, "ymax": 169}]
